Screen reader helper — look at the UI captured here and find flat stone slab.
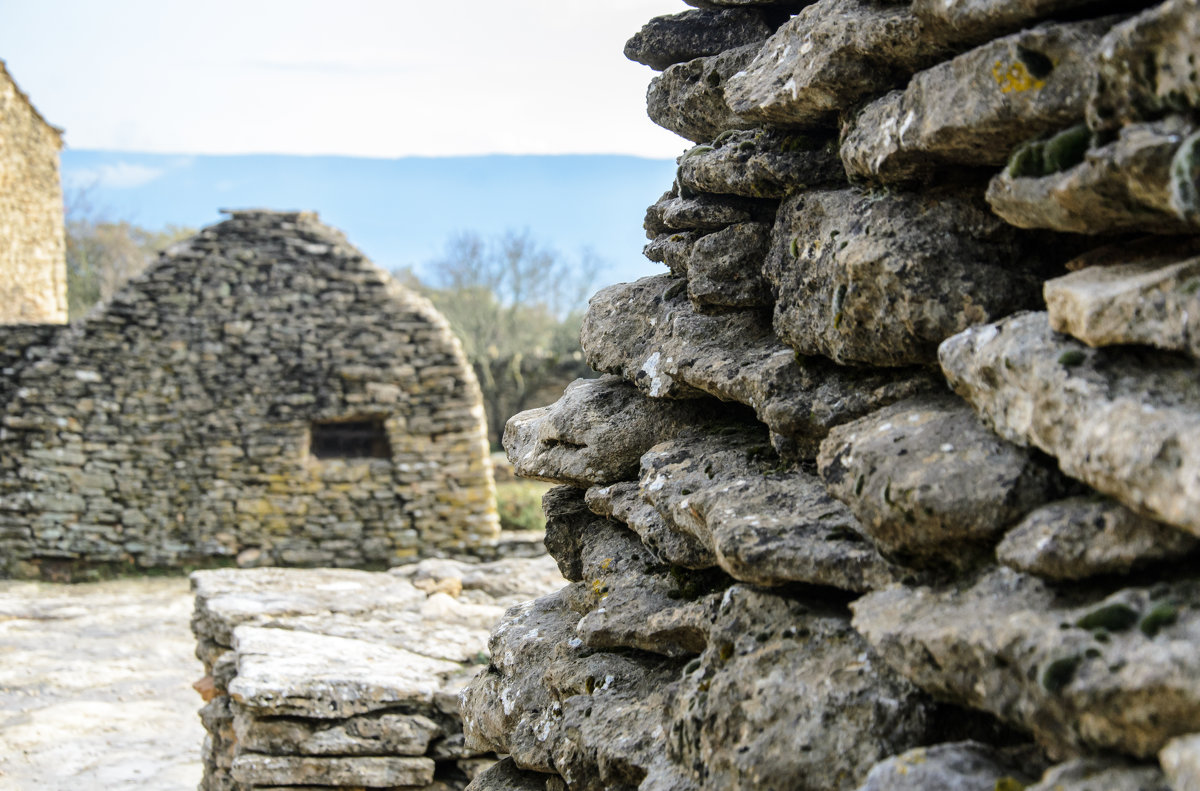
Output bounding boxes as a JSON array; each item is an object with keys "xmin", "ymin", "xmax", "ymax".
[
  {"xmin": 581, "ymin": 275, "xmax": 937, "ymax": 457},
  {"xmin": 677, "ymin": 129, "xmax": 844, "ymax": 199},
  {"xmin": 586, "ymin": 480, "xmax": 717, "ymax": 570},
  {"xmin": 1028, "ymin": 758, "xmax": 1170, "ymax": 791},
  {"xmin": 766, "ymin": 187, "xmax": 1049, "ymax": 366},
  {"xmin": 912, "ymin": 0, "xmax": 1125, "ymax": 45},
  {"xmin": 502, "ymin": 376, "xmax": 721, "ymax": 488},
  {"xmin": 725, "ymin": 0, "xmax": 953, "ymax": 127},
  {"xmin": 841, "ymin": 18, "xmax": 1110, "ymax": 184},
  {"xmin": 854, "ymin": 566, "xmax": 1200, "ymax": 759},
  {"xmin": 638, "ymin": 428, "xmax": 904, "ymax": 591},
  {"xmin": 998, "ymin": 495, "xmax": 1198, "ymax": 580},
  {"xmin": 464, "ymin": 757, "xmax": 560, "ymax": 791},
  {"xmin": 646, "ymin": 43, "xmax": 760, "ymax": 142},
  {"xmin": 939, "ymin": 311, "xmax": 1200, "ymax": 536},
  {"xmin": 228, "ymin": 626, "xmax": 462, "ymax": 718},
  {"xmin": 819, "ymin": 393, "xmax": 1069, "ymax": 567},
  {"xmin": 625, "ymin": 8, "xmax": 773, "ymax": 71},
  {"xmin": 987, "ymin": 117, "xmax": 1200, "ymax": 234},
  {"xmin": 229, "ymin": 753, "xmax": 435, "ymax": 787},
  {"xmin": 1045, "ymin": 255, "xmax": 1200, "ymax": 358},
  {"xmin": 232, "ymin": 704, "xmax": 443, "ymax": 756}
]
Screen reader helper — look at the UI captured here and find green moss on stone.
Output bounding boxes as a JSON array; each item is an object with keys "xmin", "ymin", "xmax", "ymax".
[
  {"xmin": 1076, "ymin": 602, "xmax": 1139, "ymax": 632},
  {"xmin": 1058, "ymin": 349, "xmax": 1087, "ymax": 367},
  {"xmin": 1041, "ymin": 654, "xmax": 1081, "ymax": 693},
  {"xmin": 1140, "ymin": 602, "xmax": 1179, "ymax": 637}
]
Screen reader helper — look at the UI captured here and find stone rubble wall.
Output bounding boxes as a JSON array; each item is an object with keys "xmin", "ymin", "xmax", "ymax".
[
  {"xmin": 0, "ymin": 210, "xmax": 498, "ymax": 578},
  {"xmin": 190, "ymin": 558, "xmax": 565, "ymax": 791},
  {"xmin": 0, "ymin": 61, "xmax": 67, "ymax": 324},
  {"xmin": 462, "ymin": 1, "xmax": 1200, "ymax": 789}
]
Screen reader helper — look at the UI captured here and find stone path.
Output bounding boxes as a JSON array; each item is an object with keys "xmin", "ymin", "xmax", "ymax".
[{"xmin": 0, "ymin": 576, "xmax": 204, "ymax": 791}]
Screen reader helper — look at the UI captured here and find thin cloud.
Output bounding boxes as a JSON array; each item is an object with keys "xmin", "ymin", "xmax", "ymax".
[{"xmin": 65, "ymin": 162, "xmax": 166, "ymax": 190}]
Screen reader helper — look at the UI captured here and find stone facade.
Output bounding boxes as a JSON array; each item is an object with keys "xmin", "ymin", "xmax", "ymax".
[
  {"xmin": 0, "ymin": 210, "xmax": 498, "ymax": 578},
  {"xmin": 462, "ymin": 2, "xmax": 1200, "ymax": 790},
  {"xmin": 0, "ymin": 60, "xmax": 66, "ymax": 324}
]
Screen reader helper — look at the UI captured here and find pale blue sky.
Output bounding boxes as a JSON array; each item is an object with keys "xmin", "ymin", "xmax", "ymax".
[{"xmin": 0, "ymin": 0, "xmax": 687, "ymax": 157}]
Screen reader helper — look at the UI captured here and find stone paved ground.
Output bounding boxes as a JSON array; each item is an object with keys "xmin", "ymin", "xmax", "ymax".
[{"xmin": 0, "ymin": 576, "xmax": 203, "ymax": 791}]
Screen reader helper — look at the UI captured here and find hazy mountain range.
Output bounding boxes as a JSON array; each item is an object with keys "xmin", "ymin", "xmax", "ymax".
[{"xmin": 61, "ymin": 150, "xmax": 680, "ymax": 286}]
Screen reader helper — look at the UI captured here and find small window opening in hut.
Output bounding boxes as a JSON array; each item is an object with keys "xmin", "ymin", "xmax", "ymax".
[{"xmin": 310, "ymin": 418, "xmax": 391, "ymax": 459}]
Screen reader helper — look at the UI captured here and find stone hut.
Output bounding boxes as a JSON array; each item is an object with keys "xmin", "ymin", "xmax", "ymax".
[
  {"xmin": 0, "ymin": 59, "xmax": 67, "ymax": 324},
  {"xmin": 0, "ymin": 210, "xmax": 497, "ymax": 578}
]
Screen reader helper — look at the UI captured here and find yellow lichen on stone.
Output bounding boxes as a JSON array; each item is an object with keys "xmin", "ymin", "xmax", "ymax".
[{"xmin": 992, "ymin": 60, "xmax": 1045, "ymax": 93}]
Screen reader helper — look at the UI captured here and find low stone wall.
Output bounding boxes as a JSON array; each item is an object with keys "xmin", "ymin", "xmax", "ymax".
[
  {"xmin": 191, "ymin": 558, "xmax": 565, "ymax": 791},
  {"xmin": 461, "ymin": 1, "xmax": 1200, "ymax": 789},
  {"xmin": 0, "ymin": 210, "xmax": 497, "ymax": 578}
]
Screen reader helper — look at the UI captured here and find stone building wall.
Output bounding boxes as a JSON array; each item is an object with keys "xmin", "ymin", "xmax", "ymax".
[
  {"xmin": 463, "ymin": 1, "xmax": 1200, "ymax": 789},
  {"xmin": 0, "ymin": 210, "xmax": 498, "ymax": 578},
  {"xmin": 0, "ymin": 60, "xmax": 67, "ymax": 324}
]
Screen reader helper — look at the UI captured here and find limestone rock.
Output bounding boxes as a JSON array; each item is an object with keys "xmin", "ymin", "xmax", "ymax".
[
  {"xmin": 841, "ymin": 19, "xmax": 1113, "ymax": 184},
  {"xmin": 681, "ymin": 222, "xmax": 774, "ymax": 308},
  {"xmin": 987, "ymin": 117, "xmax": 1200, "ymax": 234},
  {"xmin": 998, "ymin": 495, "xmax": 1199, "ymax": 580},
  {"xmin": 854, "ymin": 566, "xmax": 1200, "ymax": 759},
  {"xmin": 1160, "ymin": 733, "xmax": 1200, "ymax": 791},
  {"xmin": 1028, "ymin": 757, "xmax": 1170, "ymax": 790},
  {"xmin": 646, "ymin": 43, "xmax": 761, "ymax": 142},
  {"xmin": 581, "ymin": 275, "xmax": 938, "ymax": 456},
  {"xmin": 644, "ymin": 230, "xmax": 700, "ymax": 272},
  {"xmin": 939, "ymin": 311, "xmax": 1200, "ymax": 536},
  {"xmin": 684, "ymin": 0, "xmax": 809, "ymax": 7},
  {"xmin": 765, "ymin": 188, "xmax": 1051, "ymax": 366},
  {"xmin": 665, "ymin": 585, "xmax": 940, "ymax": 790},
  {"xmin": 677, "ymin": 129, "xmax": 844, "ymax": 199},
  {"xmin": 854, "ymin": 742, "xmax": 1038, "ymax": 791},
  {"xmin": 1088, "ymin": 0, "xmax": 1200, "ymax": 133},
  {"xmin": 638, "ymin": 428, "xmax": 904, "ymax": 591},
  {"xmin": 573, "ymin": 518, "xmax": 720, "ymax": 657},
  {"xmin": 229, "ymin": 754, "xmax": 435, "ymax": 787},
  {"xmin": 625, "ymin": 9, "xmax": 773, "ymax": 71},
  {"xmin": 725, "ymin": 0, "xmax": 952, "ymax": 128},
  {"xmin": 541, "ymin": 485, "xmax": 593, "ymax": 582},
  {"xmin": 390, "ymin": 555, "xmax": 565, "ymax": 606},
  {"xmin": 502, "ymin": 376, "xmax": 719, "ymax": 488},
  {"xmin": 465, "ymin": 757, "xmax": 563, "ymax": 791},
  {"xmin": 228, "ymin": 626, "xmax": 462, "ymax": 718},
  {"xmin": 644, "ymin": 190, "xmax": 774, "ymax": 235},
  {"xmin": 231, "ymin": 706, "xmax": 442, "ymax": 756},
  {"xmin": 1044, "ymin": 255, "xmax": 1200, "ymax": 358},
  {"xmin": 819, "ymin": 393, "xmax": 1070, "ymax": 568},
  {"xmin": 585, "ymin": 480, "xmax": 717, "ymax": 570}
]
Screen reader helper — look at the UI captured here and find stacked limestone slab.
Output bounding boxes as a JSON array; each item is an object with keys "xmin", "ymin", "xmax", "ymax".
[
  {"xmin": 192, "ymin": 557, "xmax": 564, "ymax": 791},
  {"xmin": 462, "ymin": 1, "xmax": 1200, "ymax": 789}
]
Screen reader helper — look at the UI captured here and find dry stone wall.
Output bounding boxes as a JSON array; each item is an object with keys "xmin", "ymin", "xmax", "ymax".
[
  {"xmin": 463, "ymin": 1, "xmax": 1200, "ymax": 789},
  {"xmin": 0, "ymin": 60, "xmax": 67, "ymax": 324},
  {"xmin": 0, "ymin": 210, "xmax": 498, "ymax": 578}
]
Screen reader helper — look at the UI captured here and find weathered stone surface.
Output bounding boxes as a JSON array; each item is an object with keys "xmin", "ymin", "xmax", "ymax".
[
  {"xmin": 644, "ymin": 230, "xmax": 701, "ymax": 272},
  {"xmin": 574, "ymin": 518, "xmax": 720, "ymax": 657},
  {"xmin": 911, "ymin": 0, "xmax": 1136, "ymax": 45},
  {"xmin": 1028, "ymin": 757, "xmax": 1170, "ymax": 790},
  {"xmin": 646, "ymin": 43, "xmax": 760, "ymax": 142},
  {"xmin": 464, "ymin": 757, "xmax": 562, "ymax": 791},
  {"xmin": 684, "ymin": 0, "xmax": 808, "ymax": 7},
  {"xmin": 725, "ymin": 0, "xmax": 952, "ymax": 127},
  {"xmin": 819, "ymin": 393, "xmax": 1070, "ymax": 568},
  {"xmin": 229, "ymin": 754, "xmax": 435, "ymax": 787},
  {"xmin": 502, "ymin": 376, "xmax": 719, "ymax": 488},
  {"xmin": 998, "ymin": 495, "xmax": 1199, "ymax": 580},
  {"xmin": 841, "ymin": 19, "xmax": 1113, "ymax": 184},
  {"xmin": 231, "ymin": 705, "xmax": 442, "ymax": 757},
  {"xmin": 639, "ymin": 428, "xmax": 904, "ymax": 591},
  {"xmin": 585, "ymin": 480, "xmax": 718, "ymax": 570},
  {"xmin": 625, "ymin": 9, "xmax": 773, "ymax": 71},
  {"xmin": 1160, "ymin": 733, "xmax": 1200, "ymax": 791},
  {"xmin": 682, "ymin": 222, "xmax": 774, "ymax": 308},
  {"xmin": 581, "ymin": 275, "xmax": 938, "ymax": 456},
  {"xmin": 939, "ymin": 311, "xmax": 1200, "ymax": 536},
  {"xmin": 854, "ymin": 566, "xmax": 1200, "ymax": 759},
  {"xmin": 1088, "ymin": 0, "xmax": 1200, "ymax": 133},
  {"xmin": 854, "ymin": 742, "xmax": 1038, "ymax": 791},
  {"xmin": 644, "ymin": 190, "xmax": 774, "ymax": 235},
  {"xmin": 664, "ymin": 586, "xmax": 940, "ymax": 791},
  {"xmin": 1044, "ymin": 256, "xmax": 1200, "ymax": 357},
  {"xmin": 677, "ymin": 129, "xmax": 844, "ymax": 198},
  {"xmin": 390, "ymin": 556, "xmax": 564, "ymax": 606},
  {"xmin": 541, "ymin": 485, "xmax": 592, "ymax": 582},
  {"xmin": 228, "ymin": 626, "xmax": 461, "ymax": 718},
  {"xmin": 766, "ymin": 188, "xmax": 1051, "ymax": 366},
  {"xmin": 987, "ymin": 117, "xmax": 1200, "ymax": 234}
]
